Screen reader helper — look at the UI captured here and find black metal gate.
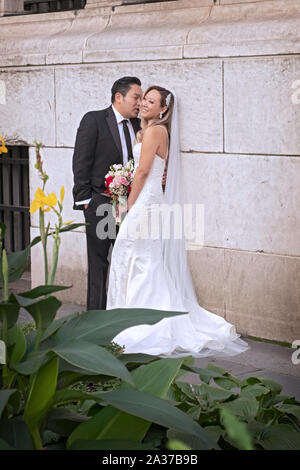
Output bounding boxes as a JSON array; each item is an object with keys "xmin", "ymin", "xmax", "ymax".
[
  {"xmin": 24, "ymin": 0, "xmax": 86, "ymax": 14},
  {"xmin": 0, "ymin": 146, "xmax": 30, "ymax": 255}
]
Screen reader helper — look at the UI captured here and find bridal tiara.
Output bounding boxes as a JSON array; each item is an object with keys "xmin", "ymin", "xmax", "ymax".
[{"xmin": 166, "ymin": 92, "xmax": 172, "ymax": 107}]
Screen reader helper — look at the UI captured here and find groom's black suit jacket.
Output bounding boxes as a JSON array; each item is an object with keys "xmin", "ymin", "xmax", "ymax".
[{"xmin": 72, "ymin": 105, "xmax": 141, "ymax": 211}]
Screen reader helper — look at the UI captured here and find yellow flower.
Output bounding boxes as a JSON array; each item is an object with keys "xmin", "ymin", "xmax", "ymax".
[
  {"xmin": 63, "ymin": 220, "xmax": 73, "ymax": 225},
  {"xmin": 60, "ymin": 186, "xmax": 65, "ymax": 204},
  {"xmin": 30, "ymin": 187, "xmax": 57, "ymax": 213},
  {"xmin": 0, "ymin": 136, "xmax": 8, "ymax": 155}
]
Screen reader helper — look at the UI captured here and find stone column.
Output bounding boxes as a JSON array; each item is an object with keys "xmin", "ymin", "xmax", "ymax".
[{"xmin": 0, "ymin": 0, "xmax": 24, "ymax": 16}]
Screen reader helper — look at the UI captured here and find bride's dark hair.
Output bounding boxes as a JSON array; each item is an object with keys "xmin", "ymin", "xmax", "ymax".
[{"xmin": 136, "ymin": 86, "xmax": 174, "ymax": 143}]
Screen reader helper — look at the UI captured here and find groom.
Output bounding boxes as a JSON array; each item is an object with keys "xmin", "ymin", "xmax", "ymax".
[{"xmin": 72, "ymin": 76, "xmax": 143, "ymax": 311}]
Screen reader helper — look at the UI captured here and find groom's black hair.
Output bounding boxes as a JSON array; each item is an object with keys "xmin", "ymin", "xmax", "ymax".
[{"xmin": 111, "ymin": 76, "xmax": 141, "ymax": 103}]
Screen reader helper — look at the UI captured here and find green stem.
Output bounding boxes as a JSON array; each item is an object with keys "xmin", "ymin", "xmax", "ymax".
[
  {"xmin": 48, "ymin": 236, "xmax": 60, "ymax": 285},
  {"xmin": 33, "ymin": 308, "xmax": 42, "ymax": 353},
  {"xmin": 2, "ymin": 249, "xmax": 8, "ymax": 302},
  {"xmin": 31, "ymin": 425, "xmax": 43, "ymax": 450},
  {"xmin": 39, "ymin": 209, "xmax": 48, "ymax": 285}
]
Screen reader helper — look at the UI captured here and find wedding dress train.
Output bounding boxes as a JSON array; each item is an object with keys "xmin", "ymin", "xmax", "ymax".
[{"xmin": 106, "ymin": 142, "xmax": 250, "ymax": 358}]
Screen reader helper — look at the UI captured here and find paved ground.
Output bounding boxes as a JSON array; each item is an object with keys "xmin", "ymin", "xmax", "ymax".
[{"xmin": 3, "ymin": 271, "xmax": 300, "ymax": 401}]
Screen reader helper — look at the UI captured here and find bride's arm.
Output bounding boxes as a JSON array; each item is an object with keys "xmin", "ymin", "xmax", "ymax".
[{"xmin": 127, "ymin": 126, "xmax": 163, "ymax": 211}]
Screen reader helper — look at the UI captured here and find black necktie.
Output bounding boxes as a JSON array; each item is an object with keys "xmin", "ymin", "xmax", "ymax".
[{"xmin": 121, "ymin": 119, "xmax": 133, "ymax": 162}]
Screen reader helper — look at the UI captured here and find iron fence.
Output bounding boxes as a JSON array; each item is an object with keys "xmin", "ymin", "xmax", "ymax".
[{"xmin": 0, "ymin": 146, "xmax": 30, "ymax": 254}]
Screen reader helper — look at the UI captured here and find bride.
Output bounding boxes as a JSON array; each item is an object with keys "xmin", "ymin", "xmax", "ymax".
[{"xmin": 106, "ymin": 85, "xmax": 250, "ymax": 359}]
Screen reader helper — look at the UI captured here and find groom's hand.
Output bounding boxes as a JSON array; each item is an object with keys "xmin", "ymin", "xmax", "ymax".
[{"xmin": 84, "ymin": 203, "xmax": 89, "ymax": 209}]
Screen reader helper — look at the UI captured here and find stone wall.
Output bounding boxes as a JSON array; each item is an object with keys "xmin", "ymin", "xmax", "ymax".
[{"xmin": 0, "ymin": 0, "xmax": 299, "ymax": 343}]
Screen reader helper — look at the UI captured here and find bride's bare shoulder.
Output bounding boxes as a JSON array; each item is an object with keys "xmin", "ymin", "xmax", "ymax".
[{"xmin": 143, "ymin": 125, "xmax": 168, "ymax": 142}]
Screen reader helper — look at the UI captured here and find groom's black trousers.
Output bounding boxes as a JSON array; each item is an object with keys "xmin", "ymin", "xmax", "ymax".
[{"xmin": 83, "ymin": 195, "xmax": 119, "ymax": 311}]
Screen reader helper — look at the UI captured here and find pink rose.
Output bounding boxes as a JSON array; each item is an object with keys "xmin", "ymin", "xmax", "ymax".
[{"xmin": 114, "ymin": 176, "xmax": 128, "ymax": 186}]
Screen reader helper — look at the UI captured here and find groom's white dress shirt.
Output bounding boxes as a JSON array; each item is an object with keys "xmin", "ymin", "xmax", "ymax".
[{"xmin": 75, "ymin": 104, "xmax": 136, "ymax": 206}]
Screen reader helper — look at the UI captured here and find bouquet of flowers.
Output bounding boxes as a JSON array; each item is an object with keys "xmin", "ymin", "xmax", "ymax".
[{"xmin": 103, "ymin": 160, "xmax": 135, "ymax": 224}]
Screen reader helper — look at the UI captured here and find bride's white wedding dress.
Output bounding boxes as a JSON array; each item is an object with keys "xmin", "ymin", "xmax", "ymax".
[{"xmin": 106, "ymin": 142, "xmax": 250, "ymax": 358}]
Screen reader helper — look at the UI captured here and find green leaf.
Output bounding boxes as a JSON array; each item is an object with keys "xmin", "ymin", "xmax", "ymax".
[
  {"xmin": 213, "ymin": 376, "xmax": 241, "ymax": 390},
  {"xmin": 0, "ymin": 302, "xmax": 20, "ymax": 329},
  {"xmin": 58, "ymin": 223, "xmax": 87, "ymax": 233},
  {"xmin": 52, "ymin": 388, "xmax": 102, "ymax": 407},
  {"xmin": 68, "ymin": 439, "xmax": 156, "ymax": 450},
  {"xmin": 239, "ymin": 384, "xmax": 270, "ymax": 399},
  {"xmin": 94, "ymin": 389, "xmax": 219, "ymax": 449},
  {"xmin": 217, "ymin": 396, "xmax": 259, "ymax": 421},
  {"xmin": 45, "ymin": 407, "xmax": 89, "ymax": 437},
  {"xmin": 206, "ymin": 363, "xmax": 231, "ymax": 375},
  {"xmin": 0, "ymin": 246, "xmax": 30, "ymax": 283},
  {"xmin": 167, "ymin": 429, "xmax": 216, "ymax": 450},
  {"xmin": 15, "ymin": 295, "xmax": 61, "ymax": 332},
  {"xmin": 257, "ymin": 377, "xmax": 283, "ymax": 394},
  {"xmin": 258, "ymin": 424, "xmax": 300, "ymax": 450},
  {"xmin": 24, "ymin": 355, "xmax": 59, "ymax": 429},
  {"xmin": 181, "ymin": 364, "xmax": 226, "ymax": 384},
  {"xmin": 167, "ymin": 439, "xmax": 191, "ymax": 450},
  {"xmin": 15, "ymin": 285, "xmax": 71, "ymax": 299},
  {"xmin": 12, "ymin": 350, "xmax": 52, "ymax": 375},
  {"xmin": 183, "ymin": 382, "xmax": 237, "ymax": 406},
  {"xmin": 67, "ymin": 358, "xmax": 184, "ymax": 447},
  {"xmin": 276, "ymin": 404, "xmax": 300, "ymax": 420},
  {"xmin": 0, "ymin": 417, "xmax": 33, "ymax": 450},
  {"xmin": 0, "ymin": 390, "xmax": 16, "ymax": 419},
  {"xmin": 0, "ymin": 438, "xmax": 15, "ymax": 450},
  {"xmin": 220, "ymin": 408, "xmax": 254, "ymax": 450},
  {"xmin": 6, "ymin": 324, "xmax": 26, "ymax": 365},
  {"xmin": 202, "ymin": 425, "xmax": 224, "ymax": 442},
  {"xmin": 41, "ymin": 312, "xmax": 81, "ymax": 342},
  {"xmin": 54, "ymin": 308, "xmax": 188, "ymax": 345},
  {"xmin": 242, "ymin": 376, "xmax": 282, "ymax": 394},
  {"xmin": 52, "ymin": 339, "xmax": 134, "ymax": 385}
]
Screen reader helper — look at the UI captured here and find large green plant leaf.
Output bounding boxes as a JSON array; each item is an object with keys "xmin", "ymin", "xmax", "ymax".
[
  {"xmin": 6, "ymin": 324, "xmax": 26, "ymax": 365},
  {"xmin": 258, "ymin": 424, "xmax": 300, "ymax": 450},
  {"xmin": 12, "ymin": 350, "xmax": 53, "ymax": 375},
  {"xmin": 217, "ymin": 396, "xmax": 259, "ymax": 421},
  {"xmin": 167, "ymin": 428, "xmax": 221, "ymax": 450},
  {"xmin": 0, "ymin": 390, "xmax": 16, "ymax": 419},
  {"xmin": 52, "ymin": 339, "xmax": 134, "ymax": 385},
  {"xmin": 180, "ymin": 363, "xmax": 228, "ymax": 385},
  {"xmin": 0, "ymin": 246, "xmax": 30, "ymax": 284},
  {"xmin": 239, "ymin": 384, "xmax": 270, "ymax": 399},
  {"xmin": 95, "ymin": 388, "xmax": 219, "ymax": 449},
  {"xmin": 54, "ymin": 308, "xmax": 188, "ymax": 345},
  {"xmin": 24, "ymin": 355, "xmax": 59, "ymax": 429},
  {"xmin": 0, "ymin": 438, "xmax": 15, "ymax": 450},
  {"xmin": 0, "ymin": 302, "xmax": 20, "ymax": 329},
  {"xmin": 276, "ymin": 404, "xmax": 300, "ymax": 420},
  {"xmin": 14, "ymin": 285, "xmax": 71, "ymax": 299},
  {"xmin": 45, "ymin": 407, "xmax": 89, "ymax": 437},
  {"xmin": 0, "ymin": 416, "xmax": 33, "ymax": 450},
  {"xmin": 242, "ymin": 376, "xmax": 282, "ymax": 394},
  {"xmin": 68, "ymin": 439, "xmax": 156, "ymax": 450},
  {"xmin": 176, "ymin": 382, "xmax": 237, "ymax": 407},
  {"xmin": 52, "ymin": 388, "xmax": 103, "ymax": 407},
  {"xmin": 67, "ymin": 358, "xmax": 184, "ymax": 447},
  {"xmin": 13, "ymin": 295, "xmax": 61, "ymax": 332},
  {"xmin": 220, "ymin": 408, "xmax": 255, "ymax": 450},
  {"xmin": 41, "ymin": 312, "xmax": 82, "ymax": 342}
]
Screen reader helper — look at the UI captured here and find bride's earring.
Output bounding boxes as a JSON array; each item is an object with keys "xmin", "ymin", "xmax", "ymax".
[{"xmin": 159, "ymin": 112, "xmax": 162, "ymax": 119}]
